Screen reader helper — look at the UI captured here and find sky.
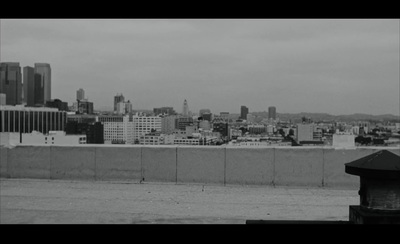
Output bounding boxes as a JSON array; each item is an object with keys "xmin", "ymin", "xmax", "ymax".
[{"xmin": 1, "ymin": 19, "xmax": 399, "ymax": 115}]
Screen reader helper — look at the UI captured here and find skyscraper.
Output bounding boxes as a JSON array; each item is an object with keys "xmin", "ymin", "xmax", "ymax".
[
  {"xmin": 240, "ymin": 106, "xmax": 249, "ymax": 120},
  {"xmin": 114, "ymin": 93, "xmax": 125, "ymax": 112},
  {"xmin": 268, "ymin": 106, "xmax": 276, "ymax": 120},
  {"xmin": 182, "ymin": 99, "xmax": 189, "ymax": 117},
  {"xmin": 0, "ymin": 62, "xmax": 22, "ymax": 105},
  {"xmin": 34, "ymin": 63, "xmax": 51, "ymax": 103},
  {"xmin": 23, "ymin": 66, "xmax": 35, "ymax": 106},
  {"xmin": 77, "ymin": 88, "xmax": 85, "ymax": 101}
]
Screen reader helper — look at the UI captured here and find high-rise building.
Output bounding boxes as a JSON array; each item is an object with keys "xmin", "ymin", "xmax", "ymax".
[
  {"xmin": 268, "ymin": 106, "xmax": 276, "ymax": 120},
  {"xmin": 240, "ymin": 106, "xmax": 249, "ymax": 120},
  {"xmin": 23, "ymin": 66, "xmax": 35, "ymax": 106},
  {"xmin": 116, "ymin": 100, "xmax": 132, "ymax": 115},
  {"xmin": 182, "ymin": 99, "xmax": 189, "ymax": 116},
  {"xmin": 34, "ymin": 63, "xmax": 51, "ymax": 103},
  {"xmin": 0, "ymin": 62, "xmax": 22, "ymax": 105},
  {"xmin": 33, "ymin": 72, "xmax": 44, "ymax": 106},
  {"xmin": 77, "ymin": 88, "xmax": 85, "ymax": 101},
  {"xmin": 114, "ymin": 93, "xmax": 125, "ymax": 112}
]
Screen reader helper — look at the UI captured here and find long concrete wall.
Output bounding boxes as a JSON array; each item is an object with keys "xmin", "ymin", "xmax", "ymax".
[{"xmin": 1, "ymin": 145, "xmax": 399, "ymax": 189}]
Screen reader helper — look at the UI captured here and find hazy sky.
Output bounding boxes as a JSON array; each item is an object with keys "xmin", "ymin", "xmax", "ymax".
[{"xmin": 1, "ymin": 19, "xmax": 399, "ymax": 115}]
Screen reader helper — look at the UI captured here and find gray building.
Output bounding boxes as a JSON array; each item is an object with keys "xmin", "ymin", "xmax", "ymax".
[
  {"xmin": 34, "ymin": 63, "xmax": 51, "ymax": 103},
  {"xmin": 268, "ymin": 106, "xmax": 276, "ymax": 120},
  {"xmin": 240, "ymin": 106, "xmax": 248, "ymax": 120},
  {"xmin": 23, "ymin": 66, "xmax": 35, "ymax": 106},
  {"xmin": 77, "ymin": 88, "xmax": 85, "ymax": 101},
  {"xmin": 0, "ymin": 62, "xmax": 22, "ymax": 105}
]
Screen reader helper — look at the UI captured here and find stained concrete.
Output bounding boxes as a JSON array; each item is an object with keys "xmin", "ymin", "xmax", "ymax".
[
  {"xmin": 142, "ymin": 146, "xmax": 177, "ymax": 183},
  {"xmin": 0, "ymin": 178, "xmax": 359, "ymax": 224},
  {"xmin": 225, "ymin": 147, "xmax": 274, "ymax": 185},
  {"xmin": 177, "ymin": 146, "xmax": 225, "ymax": 184},
  {"xmin": 0, "ymin": 147, "xmax": 8, "ymax": 178},
  {"xmin": 274, "ymin": 148, "xmax": 324, "ymax": 187},
  {"xmin": 50, "ymin": 146, "xmax": 96, "ymax": 180},
  {"xmin": 7, "ymin": 146, "xmax": 51, "ymax": 179},
  {"xmin": 95, "ymin": 147, "xmax": 141, "ymax": 181}
]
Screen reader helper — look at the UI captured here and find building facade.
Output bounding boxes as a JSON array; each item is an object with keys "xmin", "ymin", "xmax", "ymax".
[
  {"xmin": 76, "ymin": 88, "xmax": 85, "ymax": 101},
  {"xmin": 0, "ymin": 105, "xmax": 66, "ymax": 134},
  {"xmin": 34, "ymin": 63, "xmax": 51, "ymax": 103},
  {"xmin": 114, "ymin": 93, "xmax": 125, "ymax": 112},
  {"xmin": 23, "ymin": 66, "xmax": 35, "ymax": 106},
  {"xmin": 182, "ymin": 99, "xmax": 189, "ymax": 116},
  {"xmin": 268, "ymin": 106, "xmax": 276, "ymax": 120},
  {"xmin": 0, "ymin": 62, "xmax": 22, "ymax": 106},
  {"xmin": 132, "ymin": 115, "xmax": 162, "ymax": 142},
  {"xmin": 240, "ymin": 106, "xmax": 249, "ymax": 120}
]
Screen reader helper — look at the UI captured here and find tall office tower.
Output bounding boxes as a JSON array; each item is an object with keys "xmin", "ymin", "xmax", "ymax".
[
  {"xmin": 34, "ymin": 72, "xmax": 45, "ymax": 106},
  {"xmin": 0, "ymin": 62, "xmax": 22, "ymax": 105},
  {"xmin": 182, "ymin": 99, "xmax": 189, "ymax": 116},
  {"xmin": 114, "ymin": 93, "xmax": 125, "ymax": 112},
  {"xmin": 76, "ymin": 88, "xmax": 85, "ymax": 101},
  {"xmin": 268, "ymin": 106, "xmax": 276, "ymax": 120},
  {"xmin": 34, "ymin": 63, "xmax": 51, "ymax": 103},
  {"xmin": 240, "ymin": 106, "xmax": 249, "ymax": 120},
  {"xmin": 23, "ymin": 66, "xmax": 35, "ymax": 106}
]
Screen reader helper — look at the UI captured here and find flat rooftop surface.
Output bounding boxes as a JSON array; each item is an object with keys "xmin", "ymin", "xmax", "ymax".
[{"xmin": 0, "ymin": 179, "xmax": 358, "ymax": 224}]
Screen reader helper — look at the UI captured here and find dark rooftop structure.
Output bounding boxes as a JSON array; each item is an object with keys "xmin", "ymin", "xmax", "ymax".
[
  {"xmin": 345, "ymin": 150, "xmax": 400, "ymax": 224},
  {"xmin": 345, "ymin": 150, "xmax": 400, "ymax": 179}
]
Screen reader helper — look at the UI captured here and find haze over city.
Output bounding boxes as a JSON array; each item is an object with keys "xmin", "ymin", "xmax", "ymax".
[{"xmin": 1, "ymin": 19, "xmax": 399, "ymax": 115}]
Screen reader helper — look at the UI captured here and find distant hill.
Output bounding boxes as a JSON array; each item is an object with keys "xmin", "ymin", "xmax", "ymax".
[{"xmin": 251, "ymin": 111, "xmax": 400, "ymax": 123}]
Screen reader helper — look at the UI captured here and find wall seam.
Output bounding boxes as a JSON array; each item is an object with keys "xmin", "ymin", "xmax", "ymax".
[
  {"xmin": 175, "ymin": 146, "xmax": 178, "ymax": 184},
  {"xmin": 49, "ymin": 146, "xmax": 52, "ymax": 180},
  {"xmin": 224, "ymin": 146, "xmax": 226, "ymax": 186},
  {"xmin": 272, "ymin": 147, "xmax": 276, "ymax": 187},
  {"xmin": 94, "ymin": 147, "xmax": 97, "ymax": 181},
  {"xmin": 140, "ymin": 146, "xmax": 143, "ymax": 182},
  {"xmin": 322, "ymin": 148, "xmax": 325, "ymax": 187}
]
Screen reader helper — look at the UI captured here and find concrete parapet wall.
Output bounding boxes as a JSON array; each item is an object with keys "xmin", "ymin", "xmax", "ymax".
[
  {"xmin": 225, "ymin": 147, "xmax": 274, "ymax": 185},
  {"xmin": 177, "ymin": 146, "xmax": 225, "ymax": 184},
  {"xmin": 1, "ymin": 145, "xmax": 399, "ymax": 188},
  {"xmin": 275, "ymin": 148, "xmax": 324, "ymax": 187}
]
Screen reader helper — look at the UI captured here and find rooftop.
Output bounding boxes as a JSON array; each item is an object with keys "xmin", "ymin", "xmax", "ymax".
[{"xmin": 0, "ymin": 178, "xmax": 358, "ymax": 224}]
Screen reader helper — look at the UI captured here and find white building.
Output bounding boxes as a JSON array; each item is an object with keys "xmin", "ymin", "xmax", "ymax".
[
  {"xmin": 100, "ymin": 115, "xmax": 133, "ymax": 144},
  {"xmin": 332, "ymin": 133, "xmax": 355, "ymax": 148},
  {"xmin": 132, "ymin": 115, "xmax": 162, "ymax": 142},
  {"xmin": 0, "ymin": 131, "xmax": 86, "ymax": 146}
]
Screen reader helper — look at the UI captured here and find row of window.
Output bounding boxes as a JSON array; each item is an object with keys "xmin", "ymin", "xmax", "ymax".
[{"xmin": 0, "ymin": 110, "xmax": 66, "ymax": 134}]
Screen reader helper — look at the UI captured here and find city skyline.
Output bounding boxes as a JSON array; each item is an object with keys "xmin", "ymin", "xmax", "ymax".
[{"xmin": 1, "ymin": 19, "xmax": 399, "ymax": 115}]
